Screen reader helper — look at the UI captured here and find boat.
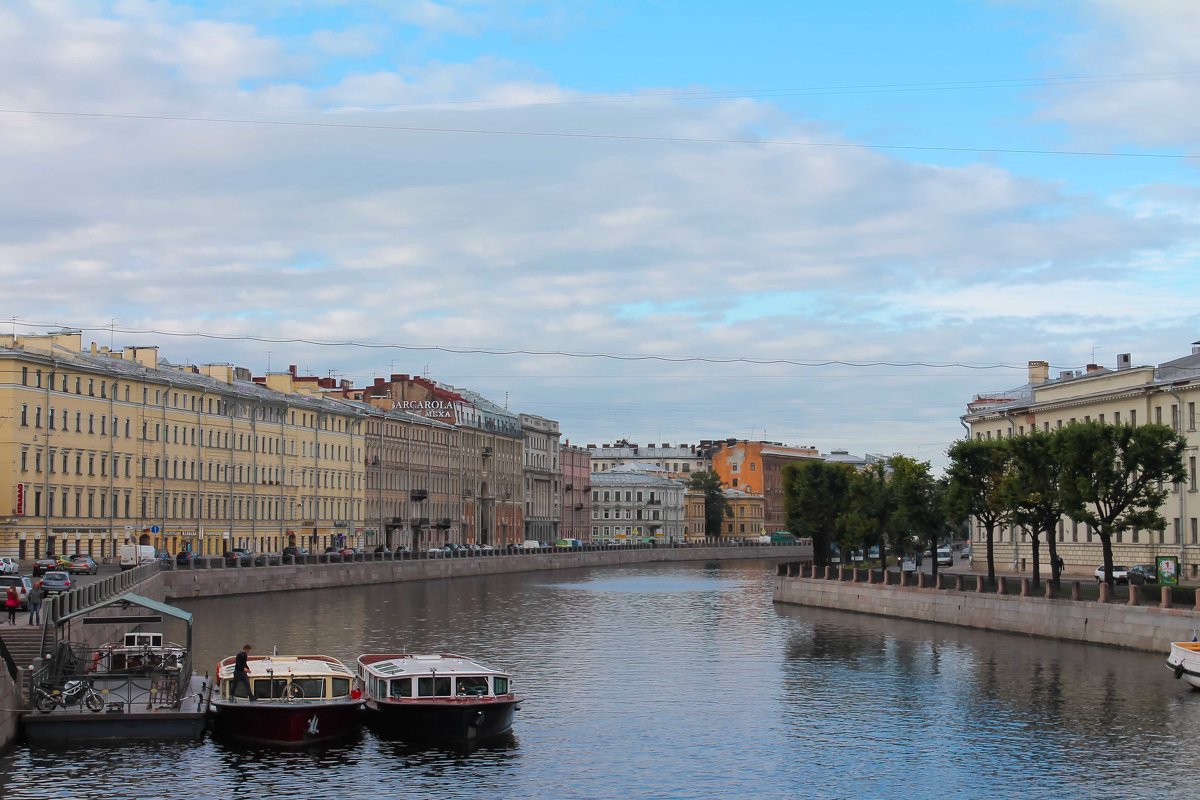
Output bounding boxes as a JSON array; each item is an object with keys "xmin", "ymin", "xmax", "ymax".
[
  {"xmin": 356, "ymin": 652, "xmax": 520, "ymax": 741},
  {"xmin": 211, "ymin": 653, "xmax": 363, "ymax": 745},
  {"xmin": 1167, "ymin": 641, "xmax": 1200, "ymax": 688}
]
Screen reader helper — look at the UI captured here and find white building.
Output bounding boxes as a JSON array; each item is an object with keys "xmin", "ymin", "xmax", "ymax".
[{"xmin": 589, "ymin": 464, "xmax": 686, "ymax": 544}]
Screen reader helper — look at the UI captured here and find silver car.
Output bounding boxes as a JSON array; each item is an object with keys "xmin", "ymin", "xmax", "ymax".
[
  {"xmin": 40, "ymin": 570, "xmax": 74, "ymax": 594},
  {"xmin": 0, "ymin": 575, "xmax": 34, "ymax": 608}
]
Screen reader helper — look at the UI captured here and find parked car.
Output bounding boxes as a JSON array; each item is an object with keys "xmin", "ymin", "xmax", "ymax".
[
  {"xmin": 936, "ymin": 547, "xmax": 953, "ymax": 567},
  {"xmin": 254, "ymin": 553, "xmax": 282, "ymax": 567},
  {"xmin": 1129, "ymin": 564, "xmax": 1158, "ymax": 585},
  {"xmin": 479, "ymin": 544, "xmax": 494, "ymax": 552},
  {"xmin": 155, "ymin": 550, "xmax": 173, "ymax": 565},
  {"xmin": 282, "ymin": 546, "xmax": 309, "ymax": 558},
  {"xmin": 425, "ymin": 547, "xmax": 446, "ymax": 558},
  {"xmin": 373, "ymin": 545, "xmax": 392, "ymax": 554},
  {"xmin": 40, "ymin": 571, "xmax": 73, "ymax": 594},
  {"xmin": 0, "ymin": 576, "xmax": 33, "ymax": 609},
  {"xmin": 222, "ymin": 551, "xmax": 253, "ymax": 566},
  {"xmin": 1095, "ymin": 565, "xmax": 1130, "ymax": 584},
  {"xmin": 68, "ymin": 555, "xmax": 99, "ymax": 575},
  {"xmin": 175, "ymin": 551, "xmax": 199, "ymax": 565},
  {"xmin": 962, "ymin": 544, "xmax": 972, "ymax": 559},
  {"xmin": 0, "ymin": 556, "xmax": 18, "ymax": 575},
  {"xmin": 31, "ymin": 556, "xmax": 59, "ymax": 575}
]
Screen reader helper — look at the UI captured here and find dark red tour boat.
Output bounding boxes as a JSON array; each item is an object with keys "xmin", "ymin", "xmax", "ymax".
[{"xmin": 212, "ymin": 653, "xmax": 362, "ymax": 745}]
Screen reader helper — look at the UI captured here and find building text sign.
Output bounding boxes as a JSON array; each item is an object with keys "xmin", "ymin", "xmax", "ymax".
[{"xmin": 397, "ymin": 399, "xmax": 457, "ymax": 422}]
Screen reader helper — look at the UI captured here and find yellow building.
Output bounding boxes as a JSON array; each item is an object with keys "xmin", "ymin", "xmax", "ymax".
[
  {"xmin": 0, "ymin": 330, "xmax": 365, "ymax": 561},
  {"xmin": 721, "ymin": 488, "xmax": 766, "ymax": 540},
  {"xmin": 963, "ymin": 347, "xmax": 1200, "ymax": 578}
]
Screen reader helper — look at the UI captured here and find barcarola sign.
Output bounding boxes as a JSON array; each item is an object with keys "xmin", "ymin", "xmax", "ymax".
[{"xmin": 397, "ymin": 400, "xmax": 456, "ymax": 421}]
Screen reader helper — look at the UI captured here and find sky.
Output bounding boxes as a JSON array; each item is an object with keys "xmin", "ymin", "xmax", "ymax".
[{"xmin": 2, "ymin": 0, "xmax": 1199, "ymax": 472}]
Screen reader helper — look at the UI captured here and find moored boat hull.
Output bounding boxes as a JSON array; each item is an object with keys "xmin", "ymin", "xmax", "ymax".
[
  {"xmin": 210, "ymin": 699, "xmax": 363, "ymax": 746},
  {"xmin": 1166, "ymin": 642, "xmax": 1200, "ymax": 689},
  {"xmin": 367, "ymin": 699, "xmax": 517, "ymax": 741}
]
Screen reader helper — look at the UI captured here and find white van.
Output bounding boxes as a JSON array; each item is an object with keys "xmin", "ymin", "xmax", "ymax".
[
  {"xmin": 522, "ymin": 540, "xmax": 543, "ymax": 550},
  {"xmin": 119, "ymin": 544, "xmax": 157, "ymax": 570},
  {"xmin": 936, "ymin": 547, "xmax": 953, "ymax": 567}
]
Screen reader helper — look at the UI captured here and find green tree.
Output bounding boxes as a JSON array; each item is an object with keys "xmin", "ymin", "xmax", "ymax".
[
  {"xmin": 1057, "ymin": 421, "xmax": 1187, "ymax": 589},
  {"xmin": 782, "ymin": 461, "xmax": 854, "ymax": 567},
  {"xmin": 889, "ymin": 456, "xmax": 941, "ymax": 576},
  {"xmin": 1001, "ymin": 429, "xmax": 1066, "ymax": 589},
  {"xmin": 850, "ymin": 461, "xmax": 896, "ymax": 572},
  {"xmin": 686, "ymin": 470, "xmax": 729, "ymax": 539},
  {"xmin": 945, "ymin": 437, "xmax": 1011, "ymax": 583}
]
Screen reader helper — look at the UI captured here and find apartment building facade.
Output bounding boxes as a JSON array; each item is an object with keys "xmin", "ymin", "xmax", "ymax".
[
  {"xmin": 709, "ymin": 440, "xmax": 821, "ymax": 534},
  {"xmin": 559, "ymin": 442, "xmax": 592, "ymax": 541},
  {"xmin": 0, "ymin": 330, "xmax": 363, "ymax": 561},
  {"xmin": 589, "ymin": 464, "xmax": 686, "ymax": 543},
  {"xmin": 520, "ymin": 413, "xmax": 561, "ymax": 542},
  {"xmin": 962, "ymin": 346, "xmax": 1200, "ymax": 577}
]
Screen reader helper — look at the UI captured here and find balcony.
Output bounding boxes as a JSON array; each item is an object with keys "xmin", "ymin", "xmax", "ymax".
[
  {"xmin": 482, "ymin": 446, "xmax": 493, "ymax": 457},
  {"xmin": 646, "ymin": 499, "xmax": 661, "ymax": 506},
  {"xmin": 411, "ymin": 517, "xmax": 430, "ymax": 527},
  {"xmin": 410, "ymin": 489, "xmax": 428, "ymax": 502},
  {"xmin": 434, "ymin": 518, "xmax": 452, "ymax": 529}
]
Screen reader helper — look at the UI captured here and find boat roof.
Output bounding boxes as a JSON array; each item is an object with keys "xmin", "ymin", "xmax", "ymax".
[
  {"xmin": 218, "ymin": 654, "xmax": 353, "ymax": 679},
  {"xmin": 358, "ymin": 653, "xmax": 508, "ymax": 677}
]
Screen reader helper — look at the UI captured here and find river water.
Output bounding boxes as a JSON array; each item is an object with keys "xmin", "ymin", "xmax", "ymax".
[{"xmin": 1, "ymin": 560, "xmax": 1195, "ymax": 799}]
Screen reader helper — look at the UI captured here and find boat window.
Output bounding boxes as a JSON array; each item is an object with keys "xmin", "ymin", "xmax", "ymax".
[
  {"xmin": 331, "ymin": 678, "xmax": 350, "ymax": 697},
  {"xmin": 389, "ymin": 678, "xmax": 412, "ymax": 698},
  {"xmin": 293, "ymin": 678, "xmax": 326, "ymax": 699},
  {"xmin": 417, "ymin": 676, "xmax": 452, "ymax": 697},
  {"xmin": 456, "ymin": 676, "xmax": 489, "ymax": 696},
  {"xmin": 494, "ymin": 676, "xmax": 509, "ymax": 695},
  {"xmin": 252, "ymin": 679, "xmax": 287, "ymax": 699}
]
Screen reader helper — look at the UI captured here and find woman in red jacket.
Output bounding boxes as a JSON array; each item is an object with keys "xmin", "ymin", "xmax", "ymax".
[{"xmin": 4, "ymin": 585, "xmax": 18, "ymax": 625}]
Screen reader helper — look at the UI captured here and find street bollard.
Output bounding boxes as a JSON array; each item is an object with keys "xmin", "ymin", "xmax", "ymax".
[
  {"xmin": 1162, "ymin": 586, "xmax": 1172, "ymax": 609},
  {"xmin": 1020, "ymin": 578, "xmax": 1029, "ymax": 597},
  {"xmin": 1044, "ymin": 581, "xmax": 1055, "ymax": 599},
  {"xmin": 1127, "ymin": 584, "xmax": 1140, "ymax": 606},
  {"xmin": 996, "ymin": 576, "xmax": 1007, "ymax": 595},
  {"xmin": 1071, "ymin": 581, "xmax": 1082, "ymax": 601},
  {"xmin": 976, "ymin": 575, "xmax": 985, "ymax": 593},
  {"xmin": 1099, "ymin": 582, "xmax": 1111, "ymax": 603},
  {"xmin": 953, "ymin": 574, "xmax": 963, "ymax": 592}
]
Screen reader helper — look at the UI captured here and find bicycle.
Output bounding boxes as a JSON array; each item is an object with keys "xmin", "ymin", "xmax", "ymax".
[{"xmin": 33, "ymin": 678, "xmax": 105, "ymax": 713}]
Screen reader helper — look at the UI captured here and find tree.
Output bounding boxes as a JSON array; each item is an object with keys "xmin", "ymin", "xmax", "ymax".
[
  {"xmin": 851, "ymin": 461, "xmax": 896, "ymax": 572},
  {"xmin": 782, "ymin": 461, "xmax": 854, "ymax": 567},
  {"xmin": 888, "ymin": 456, "xmax": 941, "ymax": 576},
  {"xmin": 1057, "ymin": 421, "xmax": 1187, "ymax": 589},
  {"xmin": 1001, "ymin": 429, "xmax": 1067, "ymax": 589},
  {"xmin": 686, "ymin": 470, "xmax": 729, "ymax": 539},
  {"xmin": 944, "ymin": 437, "xmax": 1011, "ymax": 583}
]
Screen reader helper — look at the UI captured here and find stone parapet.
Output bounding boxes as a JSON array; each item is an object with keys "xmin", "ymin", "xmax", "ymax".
[{"xmin": 774, "ymin": 575, "xmax": 1200, "ymax": 653}]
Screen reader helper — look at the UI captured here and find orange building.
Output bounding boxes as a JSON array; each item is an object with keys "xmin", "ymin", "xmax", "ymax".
[{"xmin": 709, "ymin": 440, "xmax": 820, "ymax": 534}]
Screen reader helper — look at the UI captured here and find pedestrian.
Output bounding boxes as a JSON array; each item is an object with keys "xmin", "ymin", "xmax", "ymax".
[
  {"xmin": 27, "ymin": 580, "xmax": 43, "ymax": 626},
  {"xmin": 231, "ymin": 644, "xmax": 254, "ymax": 701},
  {"xmin": 1056, "ymin": 555, "xmax": 1065, "ymax": 573},
  {"xmin": 4, "ymin": 585, "xmax": 18, "ymax": 625}
]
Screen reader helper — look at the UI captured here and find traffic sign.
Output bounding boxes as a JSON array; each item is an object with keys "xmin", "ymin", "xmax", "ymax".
[{"xmin": 150, "ymin": 525, "xmax": 160, "ymax": 534}]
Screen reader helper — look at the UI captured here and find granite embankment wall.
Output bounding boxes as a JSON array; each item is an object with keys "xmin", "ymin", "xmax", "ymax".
[
  {"xmin": 0, "ymin": 668, "xmax": 17, "ymax": 754},
  {"xmin": 161, "ymin": 545, "xmax": 812, "ymax": 600},
  {"xmin": 773, "ymin": 571, "xmax": 1200, "ymax": 652}
]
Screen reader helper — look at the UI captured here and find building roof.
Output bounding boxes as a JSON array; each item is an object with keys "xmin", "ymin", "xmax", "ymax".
[{"xmin": 591, "ymin": 464, "xmax": 684, "ymax": 488}]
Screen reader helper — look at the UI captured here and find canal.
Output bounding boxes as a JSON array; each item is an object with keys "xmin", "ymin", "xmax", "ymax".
[{"xmin": 1, "ymin": 560, "xmax": 1195, "ymax": 799}]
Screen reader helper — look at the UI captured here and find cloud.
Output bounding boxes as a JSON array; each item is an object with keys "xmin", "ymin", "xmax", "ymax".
[
  {"xmin": 1040, "ymin": 0, "xmax": 1200, "ymax": 146},
  {"xmin": 0, "ymin": 0, "xmax": 1197, "ymax": 472}
]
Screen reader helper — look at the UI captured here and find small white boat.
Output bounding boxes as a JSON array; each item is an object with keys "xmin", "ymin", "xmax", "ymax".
[
  {"xmin": 357, "ymin": 652, "xmax": 519, "ymax": 741},
  {"xmin": 93, "ymin": 632, "xmax": 187, "ymax": 673},
  {"xmin": 1166, "ymin": 641, "xmax": 1200, "ymax": 688}
]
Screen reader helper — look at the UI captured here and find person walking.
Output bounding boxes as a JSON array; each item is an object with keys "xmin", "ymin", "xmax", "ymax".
[
  {"xmin": 4, "ymin": 585, "xmax": 18, "ymax": 625},
  {"xmin": 26, "ymin": 580, "xmax": 43, "ymax": 626},
  {"xmin": 231, "ymin": 644, "xmax": 254, "ymax": 701}
]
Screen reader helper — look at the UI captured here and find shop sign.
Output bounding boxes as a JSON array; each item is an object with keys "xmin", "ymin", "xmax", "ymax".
[
  {"xmin": 15, "ymin": 483, "xmax": 25, "ymax": 516},
  {"xmin": 397, "ymin": 399, "xmax": 457, "ymax": 422},
  {"xmin": 1157, "ymin": 555, "xmax": 1180, "ymax": 586}
]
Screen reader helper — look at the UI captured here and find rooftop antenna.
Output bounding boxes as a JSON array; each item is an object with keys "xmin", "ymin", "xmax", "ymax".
[
  {"xmin": 109, "ymin": 318, "xmax": 117, "ymax": 350},
  {"xmin": 505, "ymin": 391, "xmax": 509, "ymax": 410},
  {"xmin": 267, "ymin": 350, "xmax": 273, "ymax": 372}
]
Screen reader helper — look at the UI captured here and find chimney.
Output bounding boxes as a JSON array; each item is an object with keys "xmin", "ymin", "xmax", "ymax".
[
  {"xmin": 1058, "ymin": 370, "xmax": 1073, "ymax": 380},
  {"xmin": 1192, "ymin": 341, "xmax": 1200, "ymax": 356},
  {"xmin": 1086, "ymin": 363, "xmax": 1102, "ymax": 373},
  {"xmin": 1027, "ymin": 360, "xmax": 1049, "ymax": 385},
  {"xmin": 1116, "ymin": 353, "xmax": 1131, "ymax": 370}
]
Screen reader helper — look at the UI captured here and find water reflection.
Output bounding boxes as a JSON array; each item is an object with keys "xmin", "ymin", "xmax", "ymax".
[{"xmin": 1, "ymin": 561, "xmax": 1196, "ymax": 800}]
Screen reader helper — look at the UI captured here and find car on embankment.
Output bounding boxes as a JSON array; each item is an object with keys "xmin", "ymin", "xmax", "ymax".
[
  {"xmin": 1095, "ymin": 565, "xmax": 1129, "ymax": 584},
  {"xmin": 40, "ymin": 571, "xmax": 73, "ymax": 595}
]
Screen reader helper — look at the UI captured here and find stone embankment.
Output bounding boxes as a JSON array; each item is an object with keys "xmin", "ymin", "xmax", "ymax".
[
  {"xmin": 161, "ymin": 544, "xmax": 812, "ymax": 600},
  {"xmin": 773, "ymin": 562, "xmax": 1200, "ymax": 653}
]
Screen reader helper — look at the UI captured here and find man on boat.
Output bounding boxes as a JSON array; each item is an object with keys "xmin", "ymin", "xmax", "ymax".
[{"xmin": 232, "ymin": 644, "xmax": 254, "ymax": 701}]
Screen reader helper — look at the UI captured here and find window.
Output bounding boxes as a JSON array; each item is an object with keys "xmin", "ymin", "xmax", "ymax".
[
  {"xmin": 19, "ymin": 404, "xmax": 27, "ymax": 426},
  {"xmin": 417, "ymin": 676, "xmax": 452, "ymax": 697},
  {"xmin": 34, "ymin": 406, "xmax": 42, "ymax": 428},
  {"xmin": 389, "ymin": 678, "xmax": 412, "ymax": 698}
]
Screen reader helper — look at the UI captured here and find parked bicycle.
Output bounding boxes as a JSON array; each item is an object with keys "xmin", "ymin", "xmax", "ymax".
[{"xmin": 33, "ymin": 678, "xmax": 105, "ymax": 713}]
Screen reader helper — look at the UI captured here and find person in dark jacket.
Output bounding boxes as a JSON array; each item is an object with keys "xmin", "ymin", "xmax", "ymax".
[
  {"xmin": 231, "ymin": 644, "xmax": 254, "ymax": 700},
  {"xmin": 26, "ymin": 581, "xmax": 43, "ymax": 625}
]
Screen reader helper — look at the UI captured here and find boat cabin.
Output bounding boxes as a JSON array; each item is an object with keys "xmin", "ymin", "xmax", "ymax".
[
  {"xmin": 358, "ymin": 653, "xmax": 513, "ymax": 701},
  {"xmin": 217, "ymin": 655, "xmax": 356, "ymax": 702}
]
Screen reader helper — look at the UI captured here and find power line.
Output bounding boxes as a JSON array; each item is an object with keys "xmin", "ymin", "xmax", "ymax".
[
  {"xmin": 4, "ymin": 319, "xmax": 1029, "ymax": 371},
  {"xmin": 0, "ymin": 107, "xmax": 1193, "ymax": 160}
]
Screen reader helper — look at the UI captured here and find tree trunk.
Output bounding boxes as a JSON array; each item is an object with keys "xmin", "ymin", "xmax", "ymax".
[
  {"xmin": 1044, "ymin": 523, "xmax": 1061, "ymax": 589},
  {"xmin": 1029, "ymin": 531, "xmax": 1041, "ymax": 589},
  {"xmin": 928, "ymin": 533, "xmax": 939, "ymax": 579},
  {"xmin": 1100, "ymin": 529, "xmax": 1115, "ymax": 591},
  {"xmin": 985, "ymin": 521, "xmax": 996, "ymax": 584}
]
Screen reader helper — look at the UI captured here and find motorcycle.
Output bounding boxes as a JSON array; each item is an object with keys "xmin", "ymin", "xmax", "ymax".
[{"xmin": 34, "ymin": 678, "xmax": 105, "ymax": 713}]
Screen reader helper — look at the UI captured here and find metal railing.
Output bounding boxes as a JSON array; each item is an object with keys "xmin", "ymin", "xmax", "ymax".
[
  {"xmin": 39, "ymin": 561, "xmax": 165, "ymax": 657},
  {"xmin": 28, "ymin": 639, "xmax": 192, "ymax": 713}
]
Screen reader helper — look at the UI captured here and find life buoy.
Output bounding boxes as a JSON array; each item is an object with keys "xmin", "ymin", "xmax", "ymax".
[{"xmin": 1175, "ymin": 663, "xmax": 1185, "ymax": 679}]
